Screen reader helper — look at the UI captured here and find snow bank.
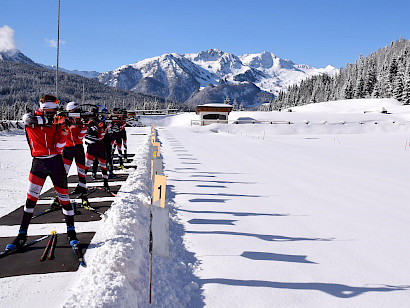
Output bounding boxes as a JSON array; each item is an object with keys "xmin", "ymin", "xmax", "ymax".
[
  {"xmin": 62, "ymin": 127, "xmax": 202, "ymax": 308},
  {"xmin": 63, "ymin": 127, "xmax": 152, "ymax": 307}
]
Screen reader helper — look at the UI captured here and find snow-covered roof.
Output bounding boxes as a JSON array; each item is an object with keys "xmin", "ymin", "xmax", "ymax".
[
  {"xmin": 197, "ymin": 103, "xmax": 233, "ymax": 108},
  {"xmin": 196, "ymin": 104, "xmax": 233, "ymax": 115}
]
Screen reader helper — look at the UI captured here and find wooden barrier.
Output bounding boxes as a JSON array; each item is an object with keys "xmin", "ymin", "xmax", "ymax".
[{"xmin": 149, "ymin": 124, "xmax": 170, "ymax": 304}]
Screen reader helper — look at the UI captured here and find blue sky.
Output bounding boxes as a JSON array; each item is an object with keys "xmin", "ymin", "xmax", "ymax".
[{"xmin": 1, "ymin": 0, "xmax": 409, "ymax": 72}]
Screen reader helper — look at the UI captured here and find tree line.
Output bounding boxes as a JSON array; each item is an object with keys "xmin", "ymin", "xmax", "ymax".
[{"xmin": 261, "ymin": 38, "xmax": 410, "ymax": 111}]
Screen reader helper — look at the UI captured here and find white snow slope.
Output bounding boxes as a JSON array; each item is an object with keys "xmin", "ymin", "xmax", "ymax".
[{"xmin": 1, "ymin": 97, "xmax": 410, "ymax": 307}]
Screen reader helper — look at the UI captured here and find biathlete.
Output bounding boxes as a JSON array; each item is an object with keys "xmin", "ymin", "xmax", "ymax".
[
  {"xmin": 62, "ymin": 102, "xmax": 88, "ymax": 195},
  {"xmin": 91, "ymin": 118, "xmax": 115, "ymax": 179},
  {"xmin": 83, "ymin": 108, "xmax": 111, "ymax": 192},
  {"xmin": 111, "ymin": 108, "xmax": 128, "ymax": 168},
  {"xmin": 9, "ymin": 94, "xmax": 78, "ymax": 249}
]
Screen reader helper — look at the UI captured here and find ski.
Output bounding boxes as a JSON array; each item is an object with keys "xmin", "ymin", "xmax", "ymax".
[
  {"xmin": 79, "ymin": 201, "xmax": 103, "ymax": 215},
  {"xmin": 71, "ymin": 187, "xmax": 97, "ymax": 203},
  {"xmin": 40, "ymin": 231, "xmax": 56, "ymax": 262},
  {"xmin": 86, "ymin": 187, "xmax": 97, "ymax": 196},
  {"xmin": 70, "ymin": 241, "xmax": 86, "ymax": 267},
  {"xmin": 114, "ymin": 165, "xmax": 137, "ymax": 170},
  {"xmin": 97, "ymin": 186, "xmax": 117, "ymax": 197},
  {"xmin": 32, "ymin": 202, "xmax": 62, "ymax": 220},
  {"xmin": 47, "ymin": 232, "xmax": 57, "ymax": 260},
  {"xmin": 0, "ymin": 234, "xmax": 50, "ymax": 259}
]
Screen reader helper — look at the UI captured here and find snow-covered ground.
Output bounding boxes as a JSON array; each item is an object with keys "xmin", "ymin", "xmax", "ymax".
[{"xmin": 1, "ymin": 98, "xmax": 410, "ymax": 307}]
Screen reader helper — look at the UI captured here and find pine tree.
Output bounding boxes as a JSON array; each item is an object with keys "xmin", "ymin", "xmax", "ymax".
[
  {"xmin": 343, "ymin": 78, "xmax": 354, "ymax": 99},
  {"xmin": 393, "ymin": 74, "xmax": 404, "ymax": 101},
  {"xmin": 389, "ymin": 57, "xmax": 398, "ymax": 85},
  {"xmin": 364, "ymin": 59, "xmax": 377, "ymax": 97},
  {"xmin": 372, "ymin": 80, "xmax": 382, "ymax": 98},
  {"xmin": 354, "ymin": 77, "xmax": 365, "ymax": 98},
  {"xmin": 402, "ymin": 63, "xmax": 410, "ymax": 104},
  {"xmin": 232, "ymin": 99, "xmax": 238, "ymax": 110}
]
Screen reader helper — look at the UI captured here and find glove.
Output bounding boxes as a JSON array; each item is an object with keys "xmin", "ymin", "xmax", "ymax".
[
  {"xmin": 22, "ymin": 113, "xmax": 35, "ymax": 125},
  {"xmin": 53, "ymin": 115, "xmax": 67, "ymax": 125},
  {"xmin": 45, "ymin": 114, "xmax": 55, "ymax": 124},
  {"xmin": 80, "ymin": 117, "xmax": 92, "ymax": 125},
  {"xmin": 53, "ymin": 115, "xmax": 75, "ymax": 126}
]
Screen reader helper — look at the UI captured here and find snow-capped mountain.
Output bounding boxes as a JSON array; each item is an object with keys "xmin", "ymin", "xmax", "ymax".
[
  {"xmin": 0, "ymin": 49, "xmax": 38, "ymax": 66},
  {"xmin": 98, "ymin": 53, "xmax": 215, "ymax": 103},
  {"xmin": 238, "ymin": 51, "xmax": 338, "ymax": 93},
  {"xmin": 98, "ymin": 49, "xmax": 338, "ymax": 106}
]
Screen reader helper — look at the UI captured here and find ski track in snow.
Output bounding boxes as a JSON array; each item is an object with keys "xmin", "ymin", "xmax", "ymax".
[{"xmin": 154, "ymin": 124, "xmax": 410, "ymax": 307}]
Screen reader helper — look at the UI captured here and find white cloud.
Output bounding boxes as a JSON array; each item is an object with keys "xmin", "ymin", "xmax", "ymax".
[
  {"xmin": 45, "ymin": 38, "xmax": 66, "ymax": 48},
  {"xmin": 0, "ymin": 25, "xmax": 17, "ymax": 53}
]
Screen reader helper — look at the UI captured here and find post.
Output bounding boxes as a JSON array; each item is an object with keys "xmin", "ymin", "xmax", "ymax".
[
  {"xmin": 82, "ymin": 84, "xmax": 85, "ymax": 103},
  {"xmin": 55, "ymin": 0, "xmax": 61, "ymax": 97},
  {"xmin": 149, "ymin": 196, "xmax": 153, "ymax": 304}
]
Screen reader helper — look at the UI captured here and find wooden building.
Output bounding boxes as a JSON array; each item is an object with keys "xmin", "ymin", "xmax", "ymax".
[{"xmin": 196, "ymin": 103, "xmax": 233, "ymax": 126}]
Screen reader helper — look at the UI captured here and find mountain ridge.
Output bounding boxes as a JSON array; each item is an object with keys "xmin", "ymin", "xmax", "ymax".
[{"xmin": 98, "ymin": 48, "xmax": 338, "ymax": 107}]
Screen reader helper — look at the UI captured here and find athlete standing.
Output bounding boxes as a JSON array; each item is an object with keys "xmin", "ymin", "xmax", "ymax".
[{"xmin": 9, "ymin": 94, "xmax": 78, "ymax": 249}]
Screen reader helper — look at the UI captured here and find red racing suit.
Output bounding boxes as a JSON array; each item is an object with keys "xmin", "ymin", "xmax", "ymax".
[
  {"xmin": 65, "ymin": 124, "xmax": 87, "ymax": 147},
  {"xmin": 24, "ymin": 110, "xmax": 68, "ymax": 157},
  {"xmin": 20, "ymin": 110, "xmax": 74, "ymax": 233}
]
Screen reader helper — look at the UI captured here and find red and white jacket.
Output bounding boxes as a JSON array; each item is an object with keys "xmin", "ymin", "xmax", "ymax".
[
  {"xmin": 84, "ymin": 121, "xmax": 108, "ymax": 144},
  {"xmin": 23, "ymin": 110, "xmax": 68, "ymax": 157},
  {"xmin": 111, "ymin": 120, "xmax": 126, "ymax": 133},
  {"xmin": 65, "ymin": 124, "xmax": 87, "ymax": 147}
]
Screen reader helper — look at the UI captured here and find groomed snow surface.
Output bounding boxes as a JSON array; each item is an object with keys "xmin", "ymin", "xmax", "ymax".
[{"xmin": 1, "ymin": 98, "xmax": 410, "ymax": 307}]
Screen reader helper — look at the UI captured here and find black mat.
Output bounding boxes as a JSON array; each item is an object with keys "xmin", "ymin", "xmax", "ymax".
[
  {"xmin": 0, "ymin": 232, "xmax": 95, "ymax": 278},
  {"xmin": 0, "ymin": 201, "xmax": 113, "ymax": 225},
  {"xmin": 39, "ymin": 185, "xmax": 122, "ymax": 199},
  {"xmin": 67, "ymin": 173, "xmax": 129, "ymax": 183}
]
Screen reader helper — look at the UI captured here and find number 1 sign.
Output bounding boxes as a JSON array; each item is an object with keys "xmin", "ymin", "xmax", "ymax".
[{"xmin": 152, "ymin": 175, "xmax": 166, "ymax": 208}]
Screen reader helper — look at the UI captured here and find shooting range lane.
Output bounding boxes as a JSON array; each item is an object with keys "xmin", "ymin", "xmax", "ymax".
[
  {"xmin": 0, "ymin": 152, "xmax": 135, "ymax": 278},
  {"xmin": 0, "ymin": 232, "xmax": 95, "ymax": 278}
]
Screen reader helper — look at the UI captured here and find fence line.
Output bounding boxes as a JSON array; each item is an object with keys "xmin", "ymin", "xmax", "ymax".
[{"xmin": 191, "ymin": 119, "xmax": 408, "ymax": 126}]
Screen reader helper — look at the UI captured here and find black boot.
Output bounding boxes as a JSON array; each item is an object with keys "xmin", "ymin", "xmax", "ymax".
[
  {"xmin": 11, "ymin": 230, "xmax": 27, "ymax": 250},
  {"xmin": 103, "ymin": 179, "xmax": 110, "ymax": 191},
  {"xmin": 50, "ymin": 196, "xmax": 61, "ymax": 210},
  {"xmin": 71, "ymin": 185, "xmax": 83, "ymax": 195},
  {"xmin": 67, "ymin": 228, "xmax": 78, "ymax": 245},
  {"xmin": 108, "ymin": 171, "xmax": 117, "ymax": 179},
  {"xmin": 81, "ymin": 194, "xmax": 90, "ymax": 207},
  {"xmin": 72, "ymin": 201, "xmax": 81, "ymax": 215}
]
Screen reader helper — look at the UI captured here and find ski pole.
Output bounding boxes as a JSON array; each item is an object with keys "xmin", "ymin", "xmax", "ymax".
[
  {"xmin": 48, "ymin": 232, "xmax": 58, "ymax": 260},
  {"xmin": 40, "ymin": 231, "xmax": 56, "ymax": 262}
]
